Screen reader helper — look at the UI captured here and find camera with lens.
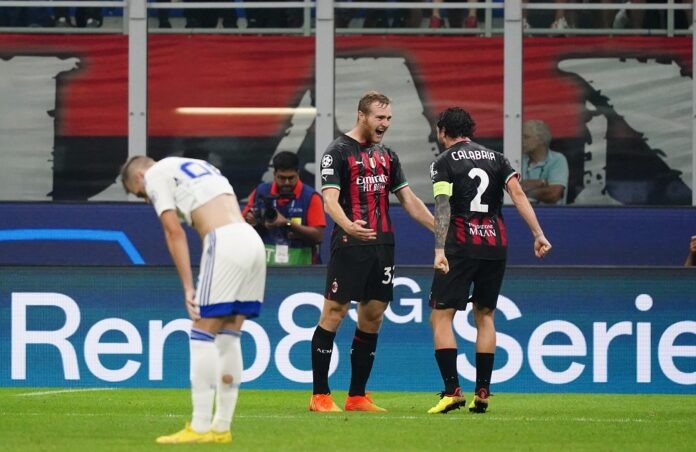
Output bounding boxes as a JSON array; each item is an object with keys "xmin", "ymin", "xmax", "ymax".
[{"xmin": 254, "ymin": 194, "xmax": 278, "ymax": 224}]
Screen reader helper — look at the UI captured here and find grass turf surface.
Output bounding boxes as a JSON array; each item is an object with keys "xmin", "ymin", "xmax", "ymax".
[{"xmin": 1, "ymin": 388, "xmax": 694, "ymax": 451}]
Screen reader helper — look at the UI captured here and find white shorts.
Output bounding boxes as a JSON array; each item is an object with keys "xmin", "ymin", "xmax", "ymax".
[{"xmin": 196, "ymin": 222, "xmax": 266, "ymax": 318}]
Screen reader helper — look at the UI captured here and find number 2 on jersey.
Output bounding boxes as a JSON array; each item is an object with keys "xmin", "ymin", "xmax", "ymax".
[{"xmin": 468, "ymin": 168, "xmax": 489, "ymax": 213}]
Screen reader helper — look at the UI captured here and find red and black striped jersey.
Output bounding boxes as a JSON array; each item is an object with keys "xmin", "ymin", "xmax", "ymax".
[
  {"xmin": 321, "ymin": 135, "xmax": 408, "ymax": 249},
  {"xmin": 430, "ymin": 140, "xmax": 519, "ymax": 260}
]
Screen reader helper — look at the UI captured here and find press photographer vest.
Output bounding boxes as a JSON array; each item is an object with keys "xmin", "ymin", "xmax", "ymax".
[{"xmin": 253, "ymin": 182, "xmax": 318, "ymax": 265}]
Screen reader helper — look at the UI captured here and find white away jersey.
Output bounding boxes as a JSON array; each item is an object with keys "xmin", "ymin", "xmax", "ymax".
[{"xmin": 144, "ymin": 157, "xmax": 235, "ymax": 225}]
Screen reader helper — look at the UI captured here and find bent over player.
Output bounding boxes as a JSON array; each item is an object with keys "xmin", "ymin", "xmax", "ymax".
[
  {"xmin": 121, "ymin": 156, "xmax": 266, "ymax": 443},
  {"xmin": 309, "ymin": 91, "xmax": 434, "ymax": 412},
  {"xmin": 427, "ymin": 108, "xmax": 551, "ymax": 414}
]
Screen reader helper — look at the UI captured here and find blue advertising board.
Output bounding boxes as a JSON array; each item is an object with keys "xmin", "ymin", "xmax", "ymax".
[
  {"xmin": 0, "ymin": 202, "xmax": 694, "ymax": 266},
  {"xmin": 1, "ymin": 266, "xmax": 693, "ymax": 393}
]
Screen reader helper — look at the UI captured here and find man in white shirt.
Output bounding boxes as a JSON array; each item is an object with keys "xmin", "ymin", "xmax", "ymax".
[{"xmin": 120, "ymin": 156, "xmax": 266, "ymax": 445}]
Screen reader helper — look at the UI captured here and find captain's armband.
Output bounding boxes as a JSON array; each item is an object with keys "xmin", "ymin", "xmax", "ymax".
[{"xmin": 433, "ymin": 181, "xmax": 453, "ymax": 198}]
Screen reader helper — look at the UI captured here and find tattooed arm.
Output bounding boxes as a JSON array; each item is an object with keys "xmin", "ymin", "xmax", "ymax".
[{"xmin": 433, "ymin": 193, "xmax": 451, "ymax": 273}]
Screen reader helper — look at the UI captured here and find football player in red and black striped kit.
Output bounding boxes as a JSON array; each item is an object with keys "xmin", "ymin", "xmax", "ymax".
[
  {"xmin": 309, "ymin": 91, "xmax": 434, "ymax": 413},
  {"xmin": 427, "ymin": 107, "xmax": 552, "ymax": 415}
]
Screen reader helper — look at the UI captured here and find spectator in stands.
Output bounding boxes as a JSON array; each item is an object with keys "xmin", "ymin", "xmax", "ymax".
[
  {"xmin": 521, "ymin": 0, "xmax": 575, "ymax": 30},
  {"xmin": 611, "ymin": 0, "xmax": 646, "ymax": 29},
  {"xmin": 242, "ymin": 152, "xmax": 326, "ymax": 266},
  {"xmin": 392, "ymin": 0, "xmax": 424, "ymax": 28},
  {"xmin": 429, "ymin": 0, "xmax": 478, "ymax": 29},
  {"xmin": 52, "ymin": 4, "xmax": 102, "ymax": 28},
  {"xmin": 153, "ymin": 0, "xmax": 172, "ymax": 28},
  {"xmin": 53, "ymin": 5, "xmax": 71, "ymax": 27},
  {"xmin": 521, "ymin": 119, "xmax": 569, "ymax": 205},
  {"xmin": 337, "ymin": 0, "xmax": 422, "ymax": 28},
  {"xmin": 685, "ymin": 235, "xmax": 696, "ymax": 266},
  {"xmin": 75, "ymin": 5, "xmax": 103, "ymax": 28}
]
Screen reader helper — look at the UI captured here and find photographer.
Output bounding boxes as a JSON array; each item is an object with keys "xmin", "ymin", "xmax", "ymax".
[{"xmin": 242, "ymin": 152, "xmax": 326, "ymax": 265}]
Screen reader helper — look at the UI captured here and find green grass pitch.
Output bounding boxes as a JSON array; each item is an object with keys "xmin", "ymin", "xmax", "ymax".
[{"xmin": 1, "ymin": 388, "xmax": 694, "ymax": 451}]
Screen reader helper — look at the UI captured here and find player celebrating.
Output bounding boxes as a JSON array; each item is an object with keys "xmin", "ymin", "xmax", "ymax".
[
  {"xmin": 309, "ymin": 91, "xmax": 434, "ymax": 412},
  {"xmin": 427, "ymin": 108, "xmax": 551, "ymax": 414}
]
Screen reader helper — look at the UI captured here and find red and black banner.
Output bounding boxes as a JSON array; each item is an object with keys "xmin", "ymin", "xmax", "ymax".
[{"xmin": 0, "ymin": 35, "xmax": 691, "ymax": 204}]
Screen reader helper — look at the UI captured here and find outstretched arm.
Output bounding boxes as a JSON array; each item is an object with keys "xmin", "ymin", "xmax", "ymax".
[
  {"xmin": 507, "ymin": 177, "xmax": 552, "ymax": 258},
  {"xmin": 395, "ymin": 186, "xmax": 435, "ymax": 232}
]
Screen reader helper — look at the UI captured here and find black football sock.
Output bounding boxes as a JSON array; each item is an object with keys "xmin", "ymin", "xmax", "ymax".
[
  {"xmin": 348, "ymin": 328, "xmax": 378, "ymax": 397},
  {"xmin": 311, "ymin": 326, "xmax": 336, "ymax": 395},
  {"xmin": 435, "ymin": 348, "xmax": 460, "ymax": 394},
  {"xmin": 475, "ymin": 352, "xmax": 494, "ymax": 397}
]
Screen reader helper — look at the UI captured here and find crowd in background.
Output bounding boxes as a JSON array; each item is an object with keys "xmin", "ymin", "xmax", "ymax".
[{"xmin": 0, "ymin": 0, "xmax": 692, "ymax": 30}]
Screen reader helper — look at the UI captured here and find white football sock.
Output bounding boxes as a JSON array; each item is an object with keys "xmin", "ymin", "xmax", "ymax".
[
  {"xmin": 189, "ymin": 329, "xmax": 217, "ymax": 433},
  {"xmin": 212, "ymin": 329, "xmax": 243, "ymax": 432}
]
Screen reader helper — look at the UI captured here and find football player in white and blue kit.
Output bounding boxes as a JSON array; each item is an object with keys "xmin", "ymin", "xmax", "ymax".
[{"xmin": 121, "ymin": 156, "xmax": 266, "ymax": 444}]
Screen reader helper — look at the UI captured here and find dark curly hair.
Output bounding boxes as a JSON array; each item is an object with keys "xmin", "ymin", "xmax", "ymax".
[
  {"xmin": 436, "ymin": 107, "xmax": 476, "ymax": 139},
  {"xmin": 272, "ymin": 151, "xmax": 299, "ymax": 172}
]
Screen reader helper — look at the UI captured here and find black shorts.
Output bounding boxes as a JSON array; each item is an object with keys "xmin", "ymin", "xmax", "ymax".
[
  {"xmin": 325, "ymin": 245, "xmax": 395, "ymax": 304},
  {"xmin": 429, "ymin": 256, "xmax": 506, "ymax": 311}
]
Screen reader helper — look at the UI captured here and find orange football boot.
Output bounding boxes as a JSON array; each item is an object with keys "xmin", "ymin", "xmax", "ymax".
[
  {"xmin": 309, "ymin": 394, "xmax": 342, "ymax": 412},
  {"xmin": 344, "ymin": 393, "xmax": 387, "ymax": 412}
]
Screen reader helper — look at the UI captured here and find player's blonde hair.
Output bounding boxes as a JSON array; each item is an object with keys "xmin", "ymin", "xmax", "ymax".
[
  {"xmin": 119, "ymin": 155, "xmax": 154, "ymax": 192},
  {"xmin": 358, "ymin": 91, "xmax": 391, "ymax": 115}
]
